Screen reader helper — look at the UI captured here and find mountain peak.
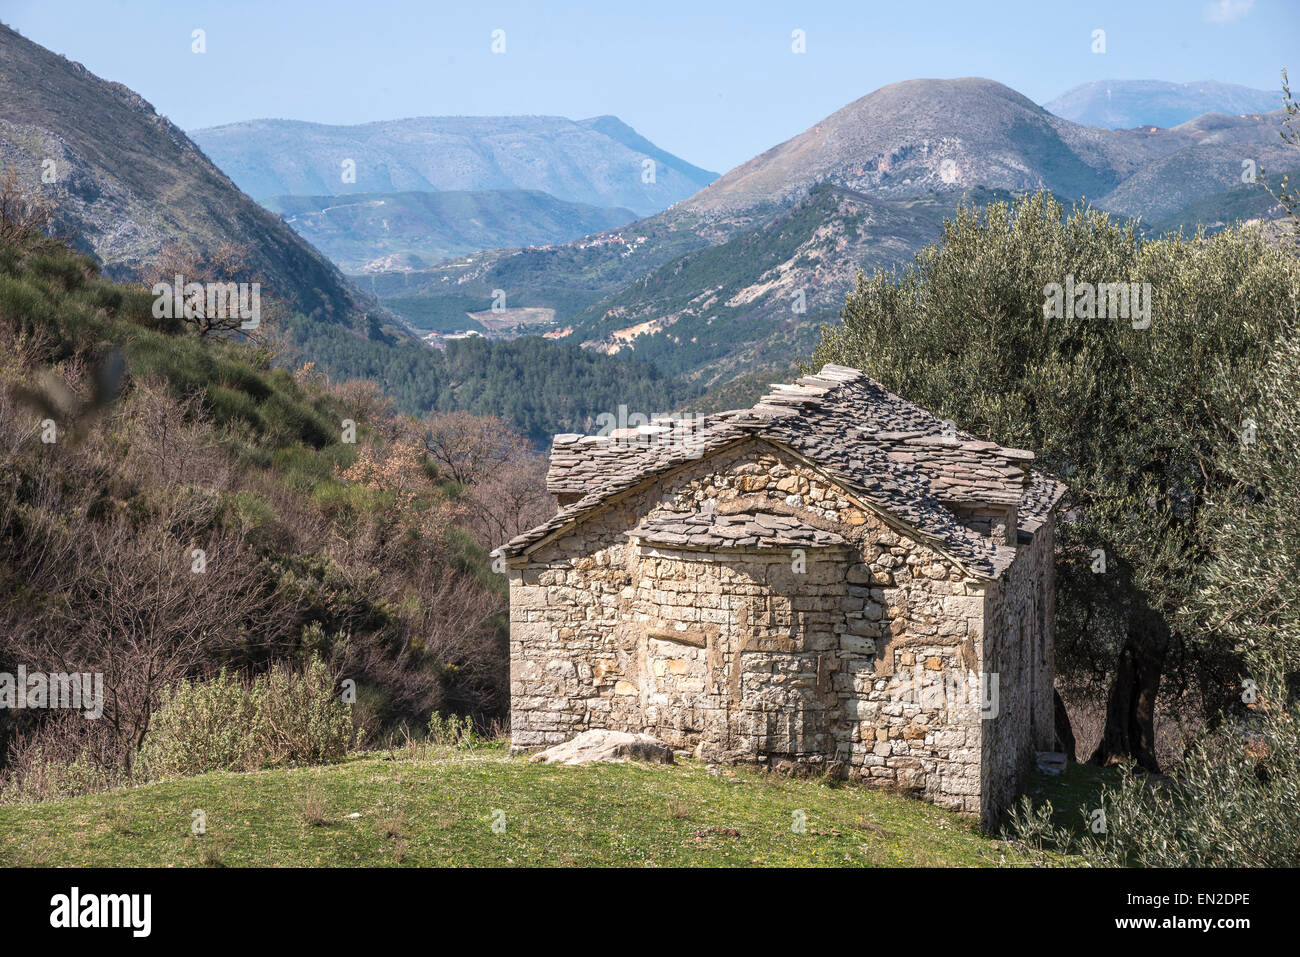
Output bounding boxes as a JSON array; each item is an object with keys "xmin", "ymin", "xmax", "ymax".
[{"xmin": 683, "ymin": 76, "xmax": 1115, "ymax": 216}]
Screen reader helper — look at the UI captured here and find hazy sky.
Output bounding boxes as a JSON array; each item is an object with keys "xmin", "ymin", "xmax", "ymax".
[{"xmin": 4, "ymin": 0, "xmax": 1296, "ymax": 173}]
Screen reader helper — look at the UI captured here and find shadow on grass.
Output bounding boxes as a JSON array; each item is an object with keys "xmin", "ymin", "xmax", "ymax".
[{"xmin": 1020, "ymin": 761, "xmax": 1120, "ymax": 835}]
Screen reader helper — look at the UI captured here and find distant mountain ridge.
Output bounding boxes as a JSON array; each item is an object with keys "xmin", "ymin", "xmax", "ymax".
[
  {"xmin": 190, "ymin": 115, "xmax": 718, "ymax": 217},
  {"xmin": 0, "ymin": 23, "xmax": 402, "ymax": 340},
  {"xmin": 263, "ymin": 189, "xmax": 636, "ymax": 273},
  {"xmin": 1045, "ymin": 79, "xmax": 1282, "ymax": 129}
]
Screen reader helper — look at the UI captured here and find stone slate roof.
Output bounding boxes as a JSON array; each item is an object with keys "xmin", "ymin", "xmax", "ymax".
[
  {"xmin": 546, "ymin": 412, "xmax": 749, "ymax": 497},
  {"xmin": 1018, "ymin": 469, "xmax": 1069, "ymax": 534},
  {"xmin": 502, "ymin": 365, "xmax": 1068, "ymax": 578},
  {"xmin": 628, "ymin": 508, "xmax": 849, "ymax": 550}
]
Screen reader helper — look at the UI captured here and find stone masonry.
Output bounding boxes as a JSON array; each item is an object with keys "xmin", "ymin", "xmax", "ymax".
[{"xmin": 500, "ymin": 365, "xmax": 1066, "ymax": 824}]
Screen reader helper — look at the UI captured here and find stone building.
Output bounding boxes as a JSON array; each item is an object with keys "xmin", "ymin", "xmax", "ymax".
[{"xmin": 499, "ymin": 365, "xmax": 1066, "ymax": 823}]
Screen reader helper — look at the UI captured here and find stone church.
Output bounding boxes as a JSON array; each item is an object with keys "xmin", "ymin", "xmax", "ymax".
[{"xmin": 499, "ymin": 365, "xmax": 1066, "ymax": 823}]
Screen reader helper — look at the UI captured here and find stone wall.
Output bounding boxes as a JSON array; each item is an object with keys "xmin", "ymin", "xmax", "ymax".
[
  {"xmin": 508, "ymin": 437, "xmax": 1053, "ymax": 822},
  {"xmin": 628, "ymin": 545, "xmax": 849, "ymax": 760},
  {"xmin": 978, "ymin": 522, "xmax": 1056, "ymax": 822}
]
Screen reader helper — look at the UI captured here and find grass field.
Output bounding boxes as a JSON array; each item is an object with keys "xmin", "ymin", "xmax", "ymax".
[{"xmin": 0, "ymin": 747, "xmax": 1111, "ymax": 867}]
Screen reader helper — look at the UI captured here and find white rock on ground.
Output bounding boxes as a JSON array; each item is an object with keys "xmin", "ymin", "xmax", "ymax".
[
  {"xmin": 528, "ymin": 729, "xmax": 674, "ymax": 766},
  {"xmin": 1034, "ymin": 751, "xmax": 1067, "ymax": 775}
]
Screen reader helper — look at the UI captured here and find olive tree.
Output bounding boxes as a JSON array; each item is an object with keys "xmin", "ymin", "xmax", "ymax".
[{"xmin": 809, "ymin": 191, "xmax": 1300, "ymax": 770}]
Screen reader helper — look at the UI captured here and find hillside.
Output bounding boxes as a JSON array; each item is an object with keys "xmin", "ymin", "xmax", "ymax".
[
  {"xmin": 1150, "ymin": 166, "xmax": 1299, "ymax": 235},
  {"xmin": 264, "ymin": 189, "xmax": 636, "ymax": 273},
  {"xmin": 563, "ymin": 185, "xmax": 1029, "ymax": 385},
  {"xmin": 283, "ymin": 321, "xmax": 693, "ymax": 444},
  {"xmin": 191, "ymin": 114, "xmax": 717, "ymax": 217},
  {"xmin": 0, "ymin": 23, "xmax": 400, "ymax": 340},
  {"xmin": 0, "ymin": 217, "xmax": 520, "ymax": 773},
  {"xmin": 1044, "ymin": 79, "xmax": 1281, "ymax": 129},
  {"xmin": 351, "ymin": 206, "xmax": 716, "ymax": 334},
  {"xmin": 1100, "ymin": 111, "xmax": 1296, "ymax": 220},
  {"xmin": 0, "ymin": 747, "xmax": 1105, "ymax": 867}
]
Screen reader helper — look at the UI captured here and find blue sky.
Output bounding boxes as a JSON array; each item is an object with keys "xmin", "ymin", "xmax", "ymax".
[{"xmin": 3, "ymin": 0, "xmax": 1295, "ymax": 172}]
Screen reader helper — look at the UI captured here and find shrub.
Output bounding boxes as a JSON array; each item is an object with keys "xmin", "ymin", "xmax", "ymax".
[
  {"xmin": 221, "ymin": 489, "xmax": 277, "ymax": 533},
  {"xmin": 263, "ymin": 391, "xmax": 334, "ymax": 449},
  {"xmin": 273, "ymin": 444, "xmax": 337, "ymax": 490},
  {"xmin": 0, "ymin": 743, "xmax": 127, "ymax": 805},
  {"xmin": 27, "ymin": 250, "xmax": 86, "ymax": 290},
  {"xmin": 214, "ymin": 357, "xmax": 273, "ymax": 400},
  {"xmin": 206, "ymin": 384, "xmax": 265, "ymax": 430},
  {"xmin": 0, "ymin": 275, "xmax": 45, "ymax": 328},
  {"xmin": 252, "ymin": 657, "xmax": 356, "ymax": 767},
  {"xmin": 134, "ymin": 670, "xmax": 255, "ymax": 778},
  {"xmin": 136, "ymin": 656, "xmax": 355, "ymax": 779},
  {"xmin": 426, "ymin": 711, "xmax": 482, "ymax": 750},
  {"xmin": 1003, "ymin": 667, "xmax": 1300, "ymax": 866}
]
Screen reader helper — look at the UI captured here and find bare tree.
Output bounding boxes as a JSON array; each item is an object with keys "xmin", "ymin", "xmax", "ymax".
[
  {"xmin": 461, "ymin": 451, "xmax": 554, "ymax": 549},
  {"xmin": 423, "ymin": 410, "xmax": 532, "ymax": 485},
  {"xmin": 0, "ymin": 166, "xmax": 54, "ymax": 246},
  {"xmin": 142, "ymin": 240, "xmax": 284, "ymax": 345},
  {"xmin": 422, "ymin": 410, "xmax": 554, "ymax": 548}
]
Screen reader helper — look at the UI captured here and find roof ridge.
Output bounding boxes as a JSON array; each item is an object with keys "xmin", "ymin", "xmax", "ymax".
[{"xmin": 750, "ymin": 364, "xmax": 864, "ymax": 416}]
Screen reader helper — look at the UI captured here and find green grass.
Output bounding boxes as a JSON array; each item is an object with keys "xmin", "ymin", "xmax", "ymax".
[{"xmin": 0, "ymin": 749, "xmax": 1108, "ymax": 868}]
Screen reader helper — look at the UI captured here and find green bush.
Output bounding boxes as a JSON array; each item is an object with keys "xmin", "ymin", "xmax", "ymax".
[
  {"xmin": 26, "ymin": 250, "xmax": 86, "ymax": 290},
  {"xmin": 221, "ymin": 489, "xmax": 277, "ymax": 533},
  {"xmin": 0, "ymin": 275, "xmax": 45, "ymax": 327},
  {"xmin": 426, "ymin": 711, "xmax": 482, "ymax": 749},
  {"xmin": 136, "ymin": 657, "xmax": 355, "ymax": 779},
  {"xmin": 272, "ymin": 444, "xmax": 336, "ymax": 489},
  {"xmin": 1003, "ymin": 667, "xmax": 1300, "ymax": 866},
  {"xmin": 263, "ymin": 391, "xmax": 335, "ymax": 449},
  {"xmin": 206, "ymin": 384, "xmax": 265, "ymax": 430},
  {"xmin": 135, "ymin": 671, "xmax": 252, "ymax": 778},
  {"xmin": 311, "ymin": 479, "xmax": 388, "ymax": 522},
  {"xmin": 214, "ymin": 356, "xmax": 274, "ymax": 400},
  {"xmin": 253, "ymin": 658, "xmax": 356, "ymax": 767},
  {"xmin": 127, "ymin": 333, "xmax": 209, "ymax": 395}
]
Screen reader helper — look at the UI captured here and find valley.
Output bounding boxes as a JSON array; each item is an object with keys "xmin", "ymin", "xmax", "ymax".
[{"xmin": 1, "ymin": 22, "xmax": 1294, "ymax": 446}]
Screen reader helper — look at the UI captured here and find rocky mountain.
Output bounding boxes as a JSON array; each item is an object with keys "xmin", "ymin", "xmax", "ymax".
[
  {"xmin": 366, "ymin": 77, "xmax": 1296, "ymax": 378},
  {"xmin": 0, "ymin": 23, "xmax": 402, "ymax": 339},
  {"xmin": 679, "ymin": 78, "xmax": 1290, "ymax": 225},
  {"xmin": 1044, "ymin": 79, "xmax": 1281, "ymax": 130},
  {"xmin": 190, "ymin": 115, "xmax": 717, "ymax": 217},
  {"xmin": 263, "ymin": 189, "xmax": 636, "ymax": 274},
  {"xmin": 679, "ymin": 78, "xmax": 1154, "ymax": 220}
]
